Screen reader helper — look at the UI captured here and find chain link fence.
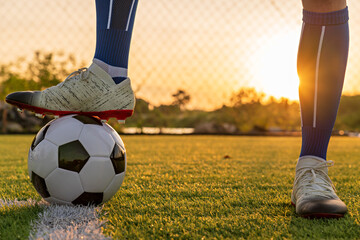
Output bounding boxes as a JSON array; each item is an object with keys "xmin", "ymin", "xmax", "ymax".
[{"xmin": 1, "ymin": 0, "xmax": 360, "ymax": 110}]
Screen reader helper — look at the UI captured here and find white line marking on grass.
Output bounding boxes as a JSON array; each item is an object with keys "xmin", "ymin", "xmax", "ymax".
[{"xmin": 29, "ymin": 204, "xmax": 110, "ymax": 240}]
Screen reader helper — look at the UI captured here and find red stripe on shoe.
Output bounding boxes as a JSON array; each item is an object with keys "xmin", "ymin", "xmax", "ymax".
[{"xmin": 6, "ymin": 99, "xmax": 133, "ymax": 120}]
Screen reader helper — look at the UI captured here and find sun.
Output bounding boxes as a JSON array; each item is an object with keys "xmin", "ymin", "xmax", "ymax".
[{"xmin": 250, "ymin": 31, "xmax": 301, "ymax": 101}]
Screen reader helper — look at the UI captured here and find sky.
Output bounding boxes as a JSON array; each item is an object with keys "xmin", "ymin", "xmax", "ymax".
[{"xmin": 1, "ymin": 0, "xmax": 360, "ymax": 110}]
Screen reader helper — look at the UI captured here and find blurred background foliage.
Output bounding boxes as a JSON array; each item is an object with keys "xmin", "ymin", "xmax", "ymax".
[
  {"xmin": 2, "ymin": 1, "xmax": 360, "ymax": 134},
  {"xmin": 1, "ymin": 52, "xmax": 359, "ymax": 135}
]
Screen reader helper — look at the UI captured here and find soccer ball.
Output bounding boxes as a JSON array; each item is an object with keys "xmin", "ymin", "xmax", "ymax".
[{"xmin": 28, "ymin": 114, "xmax": 126, "ymax": 205}]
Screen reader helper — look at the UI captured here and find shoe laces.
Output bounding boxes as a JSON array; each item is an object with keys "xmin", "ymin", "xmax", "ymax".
[
  {"xmin": 58, "ymin": 68, "xmax": 90, "ymax": 88},
  {"xmin": 293, "ymin": 160, "xmax": 337, "ymax": 199}
]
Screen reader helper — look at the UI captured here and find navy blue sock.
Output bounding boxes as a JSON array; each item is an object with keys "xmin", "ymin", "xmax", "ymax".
[
  {"xmin": 298, "ymin": 7, "xmax": 349, "ymax": 160},
  {"xmin": 94, "ymin": 0, "xmax": 139, "ymax": 84}
]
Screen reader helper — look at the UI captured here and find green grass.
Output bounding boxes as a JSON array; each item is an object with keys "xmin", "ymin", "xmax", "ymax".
[
  {"xmin": 0, "ymin": 135, "xmax": 43, "ymax": 240},
  {"xmin": 2, "ymin": 135, "xmax": 360, "ymax": 239}
]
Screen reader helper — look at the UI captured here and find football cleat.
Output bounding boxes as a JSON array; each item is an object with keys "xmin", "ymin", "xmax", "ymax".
[
  {"xmin": 291, "ymin": 156, "xmax": 347, "ymax": 218},
  {"xmin": 5, "ymin": 62, "xmax": 135, "ymax": 121}
]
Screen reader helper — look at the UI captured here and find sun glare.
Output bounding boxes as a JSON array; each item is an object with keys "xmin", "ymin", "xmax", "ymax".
[{"xmin": 251, "ymin": 31, "xmax": 301, "ymax": 101}]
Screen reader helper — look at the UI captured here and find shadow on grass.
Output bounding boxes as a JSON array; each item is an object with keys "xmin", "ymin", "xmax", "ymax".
[
  {"xmin": 0, "ymin": 205, "xmax": 42, "ymax": 240},
  {"xmin": 289, "ymin": 212, "xmax": 360, "ymax": 239}
]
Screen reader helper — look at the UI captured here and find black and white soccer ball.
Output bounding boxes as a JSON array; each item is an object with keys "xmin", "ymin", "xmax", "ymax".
[{"xmin": 28, "ymin": 114, "xmax": 126, "ymax": 205}]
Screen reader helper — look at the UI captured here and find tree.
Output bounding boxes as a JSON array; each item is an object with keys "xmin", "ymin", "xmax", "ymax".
[
  {"xmin": 172, "ymin": 89, "xmax": 191, "ymax": 110},
  {"xmin": 230, "ymin": 87, "xmax": 265, "ymax": 107},
  {"xmin": 0, "ymin": 51, "xmax": 78, "ymax": 133}
]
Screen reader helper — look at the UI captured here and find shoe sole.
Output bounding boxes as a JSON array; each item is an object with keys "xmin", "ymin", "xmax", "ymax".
[
  {"xmin": 291, "ymin": 202, "xmax": 345, "ymax": 219},
  {"xmin": 6, "ymin": 99, "xmax": 133, "ymax": 121}
]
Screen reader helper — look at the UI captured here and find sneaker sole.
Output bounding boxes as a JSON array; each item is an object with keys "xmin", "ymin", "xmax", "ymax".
[
  {"xmin": 6, "ymin": 99, "xmax": 133, "ymax": 121},
  {"xmin": 291, "ymin": 202, "xmax": 345, "ymax": 219}
]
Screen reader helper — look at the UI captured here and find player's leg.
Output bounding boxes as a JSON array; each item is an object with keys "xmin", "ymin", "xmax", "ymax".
[
  {"xmin": 6, "ymin": 0, "xmax": 139, "ymax": 122},
  {"xmin": 301, "ymin": 0, "xmax": 346, "ymax": 13},
  {"xmin": 292, "ymin": 0, "xmax": 348, "ymax": 218},
  {"xmin": 93, "ymin": 0, "xmax": 138, "ymax": 84}
]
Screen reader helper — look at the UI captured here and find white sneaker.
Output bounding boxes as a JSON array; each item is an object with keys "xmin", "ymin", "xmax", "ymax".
[
  {"xmin": 291, "ymin": 156, "xmax": 347, "ymax": 218},
  {"xmin": 5, "ymin": 62, "xmax": 135, "ymax": 121}
]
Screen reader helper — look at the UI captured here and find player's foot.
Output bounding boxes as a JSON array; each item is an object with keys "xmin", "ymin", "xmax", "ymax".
[
  {"xmin": 5, "ymin": 62, "xmax": 135, "ymax": 122},
  {"xmin": 291, "ymin": 156, "xmax": 347, "ymax": 218}
]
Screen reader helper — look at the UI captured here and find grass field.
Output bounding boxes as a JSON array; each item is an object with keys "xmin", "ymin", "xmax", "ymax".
[{"xmin": 1, "ymin": 135, "xmax": 360, "ymax": 239}]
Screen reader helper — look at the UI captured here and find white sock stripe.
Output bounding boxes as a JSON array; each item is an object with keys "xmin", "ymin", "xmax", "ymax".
[
  {"xmin": 93, "ymin": 59, "xmax": 128, "ymax": 78},
  {"xmin": 107, "ymin": 0, "xmax": 114, "ymax": 29},
  {"xmin": 126, "ymin": 0, "xmax": 136, "ymax": 31},
  {"xmin": 299, "ymin": 22, "xmax": 305, "ymax": 128},
  {"xmin": 300, "ymin": 22, "xmax": 305, "ymax": 44},
  {"xmin": 313, "ymin": 26, "xmax": 326, "ymax": 128}
]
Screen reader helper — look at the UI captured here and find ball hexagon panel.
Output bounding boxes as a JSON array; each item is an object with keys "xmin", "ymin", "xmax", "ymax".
[
  {"xmin": 111, "ymin": 144, "xmax": 126, "ymax": 174},
  {"xmin": 45, "ymin": 168, "xmax": 84, "ymax": 202},
  {"xmin": 103, "ymin": 173, "xmax": 126, "ymax": 202},
  {"xmin": 45, "ymin": 117, "xmax": 84, "ymax": 146},
  {"xmin": 79, "ymin": 157, "xmax": 115, "ymax": 192},
  {"xmin": 72, "ymin": 192, "xmax": 104, "ymax": 206},
  {"xmin": 45, "ymin": 115, "xmax": 74, "ymax": 127},
  {"xmin": 31, "ymin": 172, "xmax": 50, "ymax": 198},
  {"xmin": 72, "ymin": 115, "xmax": 103, "ymax": 126},
  {"xmin": 58, "ymin": 140, "xmax": 90, "ymax": 173},
  {"xmin": 79, "ymin": 125, "xmax": 115, "ymax": 157},
  {"xmin": 31, "ymin": 125, "xmax": 50, "ymax": 151},
  {"xmin": 29, "ymin": 139, "xmax": 58, "ymax": 178}
]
